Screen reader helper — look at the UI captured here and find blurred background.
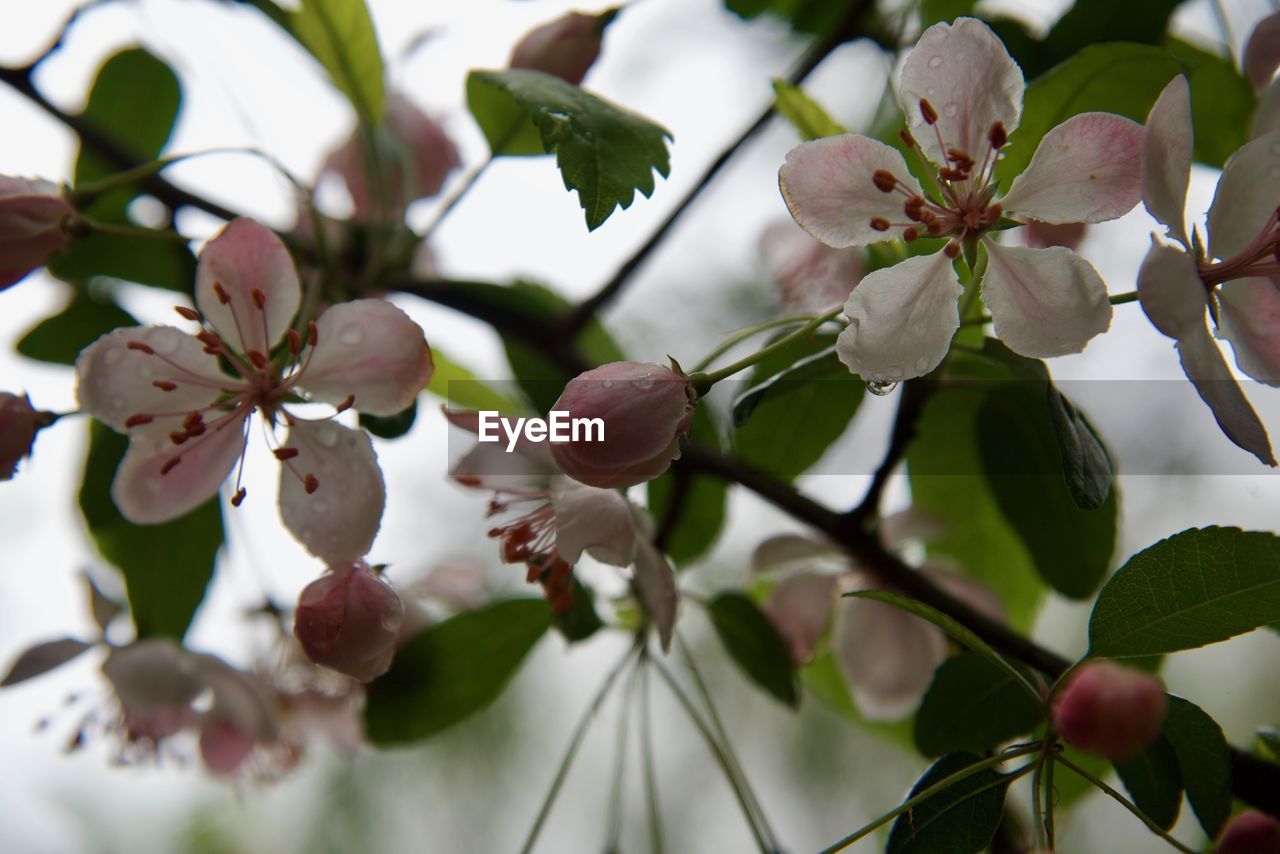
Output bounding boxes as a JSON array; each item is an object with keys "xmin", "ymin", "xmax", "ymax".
[{"xmin": 1, "ymin": 0, "xmax": 1279, "ymax": 851}]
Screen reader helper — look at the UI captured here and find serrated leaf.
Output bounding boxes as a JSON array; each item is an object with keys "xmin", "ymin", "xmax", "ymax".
[
  {"xmin": 1046, "ymin": 386, "xmax": 1113, "ymax": 510},
  {"xmin": 466, "ymin": 69, "xmax": 672, "ymax": 230},
  {"xmin": 364, "ymin": 598, "xmax": 550, "ymax": 744},
  {"xmin": 648, "ymin": 405, "xmax": 727, "ymax": 566},
  {"xmin": 1114, "ymin": 736, "xmax": 1183, "ymax": 830},
  {"xmin": 358, "ymin": 399, "xmax": 416, "ymax": 439},
  {"xmin": 1163, "ymin": 695, "xmax": 1232, "ymax": 838},
  {"xmin": 290, "ymin": 0, "xmax": 385, "ymax": 124},
  {"xmin": 771, "ymin": 79, "xmax": 847, "ymax": 140},
  {"xmin": 1, "ymin": 638, "xmax": 94, "ymax": 687},
  {"xmin": 1088, "ymin": 527, "xmax": 1280, "ymax": 658},
  {"xmin": 707, "ymin": 592, "xmax": 798, "ymax": 707},
  {"xmin": 887, "ymin": 752, "xmax": 1012, "ymax": 853},
  {"xmin": 78, "ymin": 422, "xmax": 222, "ymax": 639},
  {"xmin": 913, "ymin": 651, "xmax": 1043, "ymax": 757},
  {"xmin": 17, "ymin": 292, "xmax": 137, "ymax": 365}
]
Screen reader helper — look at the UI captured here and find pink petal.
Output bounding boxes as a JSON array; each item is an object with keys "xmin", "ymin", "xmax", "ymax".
[
  {"xmin": 633, "ymin": 539, "xmax": 677, "ymax": 652},
  {"xmin": 1140, "ymin": 76, "xmax": 1193, "ymax": 248},
  {"xmin": 278, "ymin": 421, "xmax": 386, "ymax": 563},
  {"xmin": 1218, "ymin": 277, "xmax": 1280, "ymax": 385},
  {"xmin": 195, "ymin": 655, "xmax": 278, "ymax": 741},
  {"xmin": 101, "ymin": 639, "xmax": 204, "ymax": 713},
  {"xmin": 778, "ymin": 135, "xmax": 924, "ymax": 248},
  {"xmin": 386, "ymin": 94, "xmax": 462, "ymax": 202},
  {"xmin": 195, "ymin": 218, "xmax": 300, "ymax": 356},
  {"xmin": 836, "ymin": 251, "xmax": 962, "ymax": 382},
  {"xmin": 1136, "ymin": 240, "xmax": 1208, "ymax": 340},
  {"xmin": 763, "ymin": 571, "xmax": 837, "ymax": 663},
  {"xmin": 1253, "ymin": 78, "xmax": 1280, "ymax": 139},
  {"xmin": 300, "ymin": 300, "xmax": 433, "ymax": 416},
  {"xmin": 751, "ymin": 533, "xmax": 838, "ymax": 574},
  {"xmin": 897, "ymin": 18, "xmax": 1024, "ymax": 170},
  {"xmin": 1207, "ymin": 129, "xmax": 1280, "ymax": 260},
  {"xmin": 1177, "ymin": 320, "xmax": 1276, "ymax": 466},
  {"xmin": 0, "ymin": 176, "xmax": 74, "ymax": 289},
  {"xmin": 110, "ymin": 409, "xmax": 248, "ymax": 524},
  {"xmin": 199, "ymin": 717, "xmax": 256, "ymax": 776},
  {"xmin": 549, "ymin": 476, "xmax": 639, "ymax": 567},
  {"xmin": 75, "ymin": 326, "xmax": 226, "ymax": 435},
  {"xmin": 982, "ymin": 242, "xmax": 1110, "ymax": 358},
  {"xmin": 923, "ymin": 566, "xmax": 1005, "ymax": 623},
  {"xmin": 1244, "ymin": 12, "xmax": 1280, "ymax": 91},
  {"xmin": 1002, "ymin": 113, "xmax": 1143, "ymax": 224}
]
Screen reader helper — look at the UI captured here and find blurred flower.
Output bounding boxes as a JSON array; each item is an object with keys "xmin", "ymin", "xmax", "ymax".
[
  {"xmin": 779, "ymin": 17, "xmax": 1142, "ymax": 382},
  {"xmin": 509, "ymin": 9, "xmax": 617, "ymax": 85},
  {"xmin": 0, "ymin": 176, "xmax": 76, "ymax": 290},
  {"xmin": 1051, "ymin": 661, "xmax": 1166, "ymax": 761},
  {"xmin": 293, "ymin": 560, "xmax": 405, "ymax": 682},
  {"xmin": 1216, "ymin": 810, "xmax": 1280, "ymax": 854},
  {"xmin": 1244, "ymin": 11, "xmax": 1280, "ymax": 92},
  {"xmin": 760, "ymin": 221, "xmax": 862, "ymax": 312},
  {"xmin": 0, "ymin": 392, "xmax": 42, "ymax": 480},
  {"xmin": 75, "ymin": 218, "xmax": 434, "ymax": 560}
]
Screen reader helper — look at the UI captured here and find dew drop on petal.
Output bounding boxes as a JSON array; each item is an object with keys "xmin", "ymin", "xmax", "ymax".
[
  {"xmin": 926, "ymin": 87, "xmax": 937, "ymax": 97},
  {"xmin": 928, "ymin": 55, "xmax": 943, "ymax": 68},
  {"xmin": 301, "ymin": 527, "xmax": 315, "ymax": 542},
  {"xmin": 337, "ymin": 325, "xmax": 364, "ymax": 346},
  {"xmin": 601, "ymin": 379, "xmax": 614, "ymax": 389},
  {"xmin": 110, "ymin": 396, "xmax": 125, "ymax": 412},
  {"xmin": 315, "ymin": 424, "xmax": 340, "ymax": 448},
  {"xmin": 148, "ymin": 327, "xmax": 181, "ymax": 355},
  {"xmin": 866, "ymin": 380, "xmax": 898, "ymax": 396},
  {"xmin": 914, "ymin": 356, "xmax": 932, "ymax": 373},
  {"xmin": 311, "ymin": 499, "xmax": 329, "ymax": 514},
  {"xmin": 631, "ymin": 376, "xmax": 655, "ymax": 390},
  {"xmin": 103, "ymin": 348, "xmax": 124, "ymax": 366},
  {"xmin": 943, "ymin": 103, "xmax": 958, "ymax": 118}
]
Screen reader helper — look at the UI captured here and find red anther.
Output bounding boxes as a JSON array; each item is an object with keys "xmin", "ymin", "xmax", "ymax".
[
  {"xmin": 169, "ymin": 431, "xmax": 189, "ymax": 445},
  {"xmin": 927, "ymin": 220, "xmax": 944, "ymax": 235},
  {"xmin": 231, "ymin": 488, "xmax": 247, "ymax": 507},
  {"xmin": 183, "ymin": 411, "xmax": 204, "ymax": 429},
  {"xmin": 247, "ymin": 350, "xmax": 268, "ymax": 369},
  {"xmin": 939, "ymin": 167, "xmax": 967, "ymax": 182},
  {"xmin": 944, "ymin": 241, "xmax": 961, "ymax": 259},
  {"xmin": 987, "ymin": 203, "xmax": 1003, "ymax": 221},
  {"xmin": 487, "ymin": 526, "xmax": 504, "ymax": 538},
  {"xmin": 988, "ymin": 122, "xmax": 1008, "ymax": 150},
  {"xmin": 152, "ymin": 380, "xmax": 178, "ymax": 392},
  {"xmin": 286, "ymin": 329, "xmax": 303, "ymax": 356},
  {"xmin": 899, "ymin": 128, "xmax": 916, "ymax": 148},
  {"xmin": 334, "ymin": 394, "xmax": 355, "ymax": 413},
  {"xmin": 213, "ymin": 282, "xmax": 231, "ymax": 305},
  {"xmin": 124, "ymin": 414, "xmax": 154, "ymax": 428},
  {"xmin": 904, "ymin": 228, "xmax": 919, "ymax": 242},
  {"xmin": 904, "ymin": 204, "xmax": 924, "ymax": 222},
  {"xmin": 455, "ymin": 474, "xmax": 483, "ymax": 487},
  {"xmin": 525, "ymin": 562, "xmax": 542, "ymax": 583},
  {"xmin": 273, "ymin": 447, "xmax": 299, "ymax": 461},
  {"xmin": 126, "ymin": 341, "xmax": 155, "ymax": 355},
  {"xmin": 250, "ymin": 288, "xmax": 267, "ymax": 309},
  {"xmin": 196, "ymin": 331, "xmax": 220, "ymax": 347},
  {"xmin": 872, "ymin": 170, "xmax": 898, "ymax": 193},
  {"xmin": 307, "ymin": 321, "xmax": 318, "ymax": 346},
  {"xmin": 203, "ymin": 346, "xmax": 220, "ymax": 355},
  {"xmin": 185, "ymin": 422, "xmax": 206, "ymax": 438},
  {"xmin": 303, "ymin": 474, "xmax": 319, "ymax": 494},
  {"xmin": 870, "ymin": 217, "xmax": 891, "ymax": 232},
  {"xmin": 947, "ymin": 148, "xmax": 971, "ymax": 163},
  {"xmin": 174, "ymin": 305, "xmax": 201, "ymax": 321},
  {"xmin": 160, "ymin": 457, "xmax": 182, "ymax": 475},
  {"xmin": 919, "ymin": 99, "xmax": 938, "ymax": 125}
]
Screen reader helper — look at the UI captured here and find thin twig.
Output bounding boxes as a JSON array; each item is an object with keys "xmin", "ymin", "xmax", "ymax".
[{"xmin": 1054, "ymin": 754, "xmax": 1196, "ymax": 853}]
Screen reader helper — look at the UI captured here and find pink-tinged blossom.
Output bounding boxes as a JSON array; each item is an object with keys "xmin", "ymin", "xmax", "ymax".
[
  {"xmin": 1245, "ymin": 12, "xmax": 1280, "ymax": 92},
  {"xmin": 0, "ymin": 176, "xmax": 77, "ymax": 290},
  {"xmin": 293, "ymin": 560, "xmax": 405, "ymax": 683},
  {"xmin": 549, "ymin": 361, "xmax": 696, "ymax": 489},
  {"xmin": 760, "ymin": 221, "xmax": 863, "ymax": 311},
  {"xmin": 0, "ymin": 392, "xmax": 42, "ymax": 480},
  {"xmin": 1022, "ymin": 219, "xmax": 1087, "ymax": 251},
  {"xmin": 778, "ymin": 18, "xmax": 1142, "ymax": 382},
  {"xmin": 1216, "ymin": 811, "xmax": 1280, "ymax": 854},
  {"xmin": 509, "ymin": 9, "xmax": 617, "ymax": 85},
  {"xmin": 1051, "ymin": 661, "xmax": 1166, "ymax": 761},
  {"xmin": 75, "ymin": 218, "xmax": 435, "ymax": 560},
  {"xmin": 1138, "ymin": 75, "xmax": 1280, "ymax": 465}
]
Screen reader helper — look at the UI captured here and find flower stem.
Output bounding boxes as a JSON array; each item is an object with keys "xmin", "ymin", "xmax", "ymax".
[
  {"xmin": 1054, "ymin": 753, "xmax": 1196, "ymax": 853},
  {"xmin": 421, "ymin": 156, "xmax": 493, "ymax": 241},
  {"xmin": 691, "ymin": 306, "xmax": 843, "ymax": 394},
  {"xmin": 692, "ymin": 313, "xmax": 830, "ymax": 373},
  {"xmin": 640, "ymin": 663, "xmax": 665, "ymax": 854}
]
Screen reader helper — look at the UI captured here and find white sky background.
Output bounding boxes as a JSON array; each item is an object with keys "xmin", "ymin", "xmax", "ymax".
[{"xmin": 0, "ymin": 0, "xmax": 1279, "ymax": 851}]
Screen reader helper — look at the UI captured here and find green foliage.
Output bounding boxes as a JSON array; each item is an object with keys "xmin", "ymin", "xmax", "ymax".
[
  {"xmin": 707, "ymin": 592, "xmax": 799, "ymax": 707},
  {"xmin": 799, "ymin": 652, "xmax": 916, "ymax": 748},
  {"xmin": 17, "ymin": 291, "xmax": 137, "ymax": 365},
  {"xmin": 724, "ymin": 0, "xmax": 864, "ymax": 36},
  {"xmin": 1024, "ymin": 0, "xmax": 1184, "ymax": 79},
  {"xmin": 1114, "ymin": 737, "xmax": 1183, "ymax": 830},
  {"xmin": 887, "ymin": 752, "xmax": 1012, "ymax": 853},
  {"xmin": 1088, "ymin": 527, "xmax": 1280, "ymax": 658},
  {"xmin": 771, "ymin": 80, "xmax": 848, "ymax": 140},
  {"xmin": 1046, "ymin": 386, "xmax": 1113, "ymax": 511},
  {"xmin": 364, "ymin": 598, "xmax": 551, "ymax": 744},
  {"xmin": 427, "ymin": 348, "xmax": 528, "ymax": 414},
  {"xmin": 289, "ymin": 0, "xmax": 385, "ymax": 124},
  {"xmin": 551, "ymin": 575, "xmax": 604, "ymax": 643},
  {"xmin": 1163, "ymin": 695, "xmax": 1232, "ymax": 838},
  {"xmin": 1166, "ymin": 37, "xmax": 1256, "ymax": 168},
  {"xmin": 78, "ymin": 422, "xmax": 223, "ymax": 639},
  {"xmin": 913, "ymin": 651, "xmax": 1043, "ymax": 757},
  {"xmin": 358, "ymin": 399, "xmax": 416, "ymax": 439},
  {"xmin": 466, "ymin": 70, "xmax": 672, "ymax": 230},
  {"xmin": 648, "ymin": 405, "xmax": 727, "ymax": 566},
  {"xmin": 920, "ymin": 0, "xmax": 977, "ymax": 26}
]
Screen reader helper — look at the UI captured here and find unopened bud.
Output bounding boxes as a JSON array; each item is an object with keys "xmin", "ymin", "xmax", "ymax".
[
  {"xmin": 1051, "ymin": 662, "xmax": 1167, "ymax": 761},
  {"xmin": 509, "ymin": 9, "xmax": 617, "ymax": 85},
  {"xmin": 293, "ymin": 561, "xmax": 405, "ymax": 682},
  {"xmin": 0, "ymin": 176, "xmax": 76, "ymax": 291},
  {"xmin": 0, "ymin": 393, "xmax": 42, "ymax": 480},
  {"xmin": 1216, "ymin": 810, "xmax": 1280, "ymax": 854}
]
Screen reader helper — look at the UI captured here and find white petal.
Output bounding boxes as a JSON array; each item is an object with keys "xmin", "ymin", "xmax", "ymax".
[
  {"xmin": 763, "ymin": 571, "xmax": 837, "ymax": 663},
  {"xmin": 1176, "ymin": 320, "xmax": 1276, "ymax": 466},
  {"xmin": 1217, "ymin": 277, "xmax": 1280, "ymax": 386},
  {"xmin": 1207, "ymin": 130, "xmax": 1280, "ymax": 260},
  {"xmin": 836, "ymin": 251, "xmax": 962, "ymax": 382},
  {"xmin": 279, "ymin": 421, "xmax": 386, "ymax": 562},
  {"xmin": 194, "ymin": 655, "xmax": 277, "ymax": 741},
  {"xmin": 102, "ymin": 638, "xmax": 204, "ymax": 713},
  {"xmin": 751, "ymin": 533, "xmax": 839, "ymax": 575},
  {"xmin": 1136, "ymin": 239, "xmax": 1208, "ymax": 340},
  {"xmin": 1001, "ymin": 112, "xmax": 1143, "ymax": 224},
  {"xmin": 778, "ymin": 135, "xmax": 924, "ymax": 247},
  {"xmin": 1140, "ymin": 76, "xmax": 1192, "ymax": 248},
  {"xmin": 444, "ymin": 408, "xmax": 556, "ymax": 473},
  {"xmin": 1244, "ymin": 11, "xmax": 1280, "ymax": 91},
  {"xmin": 195, "ymin": 218, "xmax": 300, "ymax": 356},
  {"xmin": 300, "ymin": 300, "xmax": 434, "ymax": 416},
  {"xmin": 1253, "ymin": 77, "xmax": 1280, "ymax": 139},
  {"xmin": 897, "ymin": 17, "xmax": 1024, "ymax": 169},
  {"xmin": 549, "ymin": 476, "xmax": 638, "ymax": 566},
  {"xmin": 76, "ymin": 326, "xmax": 226, "ymax": 434},
  {"xmin": 982, "ymin": 242, "xmax": 1111, "ymax": 358},
  {"xmin": 632, "ymin": 539, "xmax": 678, "ymax": 652}
]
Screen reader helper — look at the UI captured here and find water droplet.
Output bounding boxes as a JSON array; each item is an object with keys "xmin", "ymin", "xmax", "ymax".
[
  {"xmin": 914, "ymin": 356, "xmax": 932, "ymax": 373},
  {"xmin": 338, "ymin": 325, "xmax": 364, "ymax": 345},
  {"xmin": 104, "ymin": 348, "xmax": 124, "ymax": 365},
  {"xmin": 928, "ymin": 55, "xmax": 943, "ymax": 68},
  {"xmin": 316, "ymin": 424, "xmax": 340, "ymax": 448},
  {"xmin": 601, "ymin": 379, "xmax": 615, "ymax": 389},
  {"xmin": 148, "ymin": 327, "xmax": 181, "ymax": 355},
  {"xmin": 943, "ymin": 102, "xmax": 958, "ymax": 118},
  {"xmin": 926, "ymin": 87, "xmax": 937, "ymax": 97},
  {"xmin": 110, "ymin": 396, "xmax": 125, "ymax": 412},
  {"xmin": 631, "ymin": 376, "xmax": 654, "ymax": 390},
  {"xmin": 301, "ymin": 527, "xmax": 315, "ymax": 542},
  {"xmin": 137, "ymin": 364, "xmax": 154, "ymax": 380},
  {"xmin": 311, "ymin": 499, "xmax": 329, "ymax": 515},
  {"xmin": 866, "ymin": 380, "xmax": 898, "ymax": 396}
]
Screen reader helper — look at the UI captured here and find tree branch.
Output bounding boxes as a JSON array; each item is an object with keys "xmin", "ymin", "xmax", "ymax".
[{"xmin": 847, "ymin": 375, "xmax": 937, "ymax": 525}]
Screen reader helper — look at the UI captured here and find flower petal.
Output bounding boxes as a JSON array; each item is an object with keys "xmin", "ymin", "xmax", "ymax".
[
  {"xmin": 982, "ymin": 242, "xmax": 1111, "ymax": 358},
  {"xmin": 278, "ymin": 421, "xmax": 386, "ymax": 562},
  {"xmin": 110, "ymin": 412, "xmax": 247, "ymax": 524},
  {"xmin": 763, "ymin": 570, "xmax": 837, "ymax": 664},
  {"xmin": 76, "ymin": 326, "xmax": 227, "ymax": 435},
  {"xmin": 195, "ymin": 218, "xmax": 300, "ymax": 356},
  {"xmin": 1176, "ymin": 320, "xmax": 1276, "ymax": 466},
  {"xmin": 1206, "ymin": 129, "xmax": 1280, "ymax": 260},
  {"xmin": 1001, "ymin": 112, "xmax": 1143, "ymax": 224},
  {"xmin": 300, "ymin": 300, "xmax": 433, "ymax": 416},
  {"xmin": 1218, "ymin": 276, "xmax": 1280, "ymax": 386},
  {"xmin": 836, "ymin": 251, "xmax": 962, "ymax": 382},
  {"xmin": 549, "ymin": 475, "xmax": 639, "ymax": 567},
  {"xmin": 1136, "ymin": 239, "xmax": 1208, "ymax": 340},
  {"xmin": 1139, "ymin": 76, "xmax": 1193, "ymax": 247},
  {"xmin": 1245, "ymin": 12, "xmax": 1280, "ymax": 91},
  {"xmin": 897, "ymin": 17, "xmax": 1024, "ymax": 169},
  {"xmin": 1253, "ymin": 77, "xmax": 1280, "ymax": 139},
  {"xmin": 751, "ymin": 533, "xmax": 839, "ymax": 574},
  {"xmin": 632, "ymin": 539, "xmax": 678, "ymax": 652},
  {"xmin": 778, "ymin": 135, "xmax": 924, "ymax": 248}
]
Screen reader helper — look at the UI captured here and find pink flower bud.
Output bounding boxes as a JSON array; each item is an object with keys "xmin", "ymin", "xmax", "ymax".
[
  {"xmin": 549, "ymin": 361, "xmax": 696, "ymax": 489},
  {"xmin": 1217, "ymin": 810, "xmax": 1280, "ymax": 854},
  {"xmin": 293, "ymin": 561, "xmax": 405, "ymax": 682},
  {"xmin": 1051, "ymin": 662, "xmax": 1167, "ymax": 761},
  {"xmin": 199, "ymin": 717, "xmax": 256, "ymax": 776},
  {"xmin": 0, "ymin": 393, "xmax": 40, "ymax": 480},
  {"xmin": 509, "ymin": 10, "xmax": 617, "ymax": 85},
  {"xmin": 0, "ymin": 176, "xmax": 75, "ymax": 290}
]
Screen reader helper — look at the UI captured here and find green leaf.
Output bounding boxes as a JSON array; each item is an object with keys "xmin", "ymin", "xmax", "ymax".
[
  {"xmin": 887, "ymin": 752, "xmax": 1012, "ymax": 853},
  {"xmin": 1165, "ymin": 37, "xmax": 1256, "ymax": 168},
  {"xmin": 1258, "ymin": 727, "xmax": 1280, "ymax": 762},
  {"xmin": 1162, "ymin": 695, "xmax": 1232, "ymax": 838},
  {"xmin": 78, "ymin": 422, "xmax": 223, "ymax": 639},
  {"xmin": 17, "ymin": 291, "xmax": 137, "ymax": 365},
  {"xmin": 358, "ymin": 399, "xmax": 416, "ymax": 439},
  {"xmin": 427, "ymin": 349, "xmax": 528, "ymax": 414},
  {"xmin": 844, "ymin": 590, "xmax": 1043, "ymax": 708},
  {"xmin": 1032, "ymin": 0, "xmax": 1184, "ymax": 78},
  {"xmin": 1114, "ymin": 736, "xmax": 1183, "ymax": 830},
  {"xmin": 290, "ymin": 0, "xmax": 385, "ymax": 125},
  {"xmin": 466, "ymin": 69, "xmax": 672, "ymax": 230},
  {"xmin": 648, "ymin": 405, "xmax": 727, "ymax": 566},
  {"xmin": 913, "ymin": 651, "xmax": 1044, "ymax": 757},
  {"xmin": 49, "ymin": 232, "xmax": 197, "ymax": 292},
  {"xmin": 1088, "ymin": 527, "xmax": 1280, "ymax": 658},
  {"xmin": 1047, "ymin": 386, "xmax": 1113, "ymax": 510},
  {"xmin": 921, "ymin": 0, "xmax": 976, "ymax": 25},
  {"xmin": 724, "ymin": 0, "xmax": 865, "ymax": 36},
  {"xmin": 771, "ymin": 79, "xmax": 847, "ymax": 140},
  {"xmin": 552, "ymin": 575, "xmax": 603, "ymax": 643},
  {"xmin": 364, "ymin": 598, "xmax": 551, "ymax": 744},
  {"xmin": 706, "ymin": 592, "xmax": 798, "ymax": 707}
]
